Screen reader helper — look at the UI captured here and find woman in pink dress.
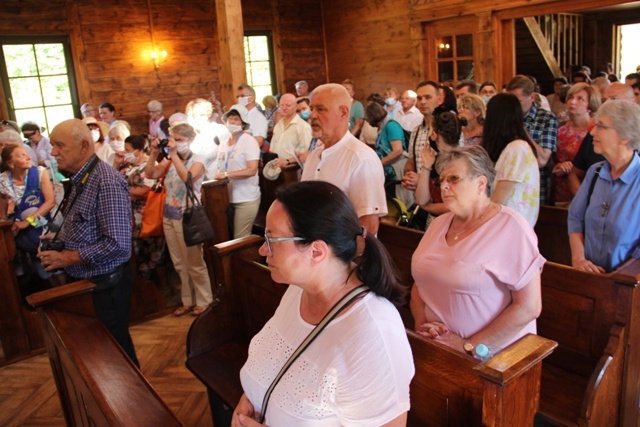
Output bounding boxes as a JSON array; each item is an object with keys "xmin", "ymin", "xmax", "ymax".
[
  {"xmin": 552, "ymin": 83, "xmax": 601, "ymax": 204},
  {"xmin": 410, "ymin": 146, "xmax": 545, "ymax": 356}
]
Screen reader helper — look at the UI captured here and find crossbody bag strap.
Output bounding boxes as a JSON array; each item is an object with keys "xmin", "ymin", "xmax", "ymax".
[
  {"xmin": 258, "ymin": 284, "xmax": 370, "ymax": 424},
  {"xmin": 585, "ymin": 165, "xmax": 602, "ymax": 210}
]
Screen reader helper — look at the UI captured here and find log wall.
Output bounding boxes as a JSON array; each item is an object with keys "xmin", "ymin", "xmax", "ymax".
[{"xmin": 0, "ymin": 0, "xmax": 326, "ymax": 134}]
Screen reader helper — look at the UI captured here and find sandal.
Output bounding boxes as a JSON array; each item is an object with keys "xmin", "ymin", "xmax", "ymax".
[
  {"xmin": 191, "ymin": 305, "xmax": 205, "ymax": 316},
  {"xmin": 173, "ymin": 306, "xmax": 192, "ymax": 317}
]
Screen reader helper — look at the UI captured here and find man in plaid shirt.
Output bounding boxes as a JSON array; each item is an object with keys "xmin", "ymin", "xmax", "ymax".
[
  {"xmin": 40, "ymin": 119, "xmax": 138, "ymax": 366},
  {"xmin": 507, "ymin": 75, "xmax": 558, "ymax": 205}
]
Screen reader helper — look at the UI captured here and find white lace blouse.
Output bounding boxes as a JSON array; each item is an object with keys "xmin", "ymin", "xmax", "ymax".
[{"xmin": 240, "ymin": 285, "xmax": 414, "ymax": 426}]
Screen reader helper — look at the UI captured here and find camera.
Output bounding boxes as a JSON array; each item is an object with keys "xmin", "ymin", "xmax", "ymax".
[
  {"xmin": 41, "ymin": 239, "xmax": 65, "ymax": 252},
  {"xmin": 157, "ymin": 138, "xmax": 170, "ymax": 158}
]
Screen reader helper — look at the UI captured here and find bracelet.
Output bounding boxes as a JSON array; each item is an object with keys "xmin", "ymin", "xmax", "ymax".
[{"xmin": 26, "ymin": 215, "xmax": 38, "ymax": 227}]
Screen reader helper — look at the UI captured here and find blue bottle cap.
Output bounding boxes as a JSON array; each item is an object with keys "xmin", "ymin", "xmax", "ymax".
[{"xmin": 476, "ymin": 343, "xmax": 489, "ymax": 357}]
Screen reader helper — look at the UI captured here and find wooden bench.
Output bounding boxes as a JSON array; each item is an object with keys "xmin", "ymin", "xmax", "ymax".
[
  {"xmin": 26, "ymin": 281, "xmax": 184, "ymax": 427},
  {"xmin": 377, "ymin": 221, "xmax": 640, "ymax": 426},
  {"xmin": 534, "ymin": 205, "xmax": 571, "ymax": 265},
  {"xmin": 186, "ymin": 234, "xmax": 556, "ymax": 426}
]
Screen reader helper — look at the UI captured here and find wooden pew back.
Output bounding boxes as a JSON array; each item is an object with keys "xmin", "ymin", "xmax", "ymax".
[
  {"xmin": 534, "ymin": 205, "xmax": 571, "ymax": 265},
  {"xmin": 27, "ymin": 281, "xmax": 183, "ymax": 427}
]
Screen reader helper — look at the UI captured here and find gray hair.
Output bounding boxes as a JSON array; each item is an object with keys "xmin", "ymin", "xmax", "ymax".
[
  {"xmin": 147, "ymin": 99, "xmax": 163, "ymax": 111},
  {"xmin": 596, "ymin": 100, "xmax": 640, "ymax": 151},
  {"xmin": 109, "ymin": 122, "xmax": 130, "ymax": 139},
  {"xmin": 171, "ymin": 123, "xmax": 197, "ymax": 142},
  {"xmin": 436, "ymin": 145, "xmax": 496, "ymax": 197},
  {"xmin": 0, "ymin": 129, "xmax": 23, "ymax": 145}
]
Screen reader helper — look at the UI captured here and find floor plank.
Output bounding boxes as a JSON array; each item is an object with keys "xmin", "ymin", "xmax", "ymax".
[{"xmin": 0, "ymin": 314, "xmax": 213, "ymax": 427}]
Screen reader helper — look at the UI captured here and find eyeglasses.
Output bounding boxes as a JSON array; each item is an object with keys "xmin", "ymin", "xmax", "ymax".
[
  {"xmin": 437, "ymin": 174, "xmax": 472, "ymax": 187},
  {"xmin": 594, "ymin": 121, "xmax": 615, "ymax": 131},
  {"xmin": 264, "ymin": 232, "xmax": 304, "ymax": 254},
  {"xmin": 148, "ymin": 110, "xmax": 160, "ymax": 114},
  {"xmin": 23, "ymin": 132, "xmax": 35, "ymax": 138}
]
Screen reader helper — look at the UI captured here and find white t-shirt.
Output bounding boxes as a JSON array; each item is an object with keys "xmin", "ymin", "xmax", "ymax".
[
  {"xmin": 190, "ymin": 122, "xmax": 232, "ymax": 181},
  {"xmin": 301, "ymin": 131, "xmax": 388, "ymax": 218},
  {"xmin": 240, "ymin": 286, "xmax": 414, "ymax": 426},
  {"xmin": 211, "ymin": 133, "xmax": 261, "ymax": 203},
  {"xmin": 395, "ymin": 106, "xmax": 424, "ymax": 133},
  {"xmin": 247, "ymin": 107, "xmax": 269, "ymax": 139}
]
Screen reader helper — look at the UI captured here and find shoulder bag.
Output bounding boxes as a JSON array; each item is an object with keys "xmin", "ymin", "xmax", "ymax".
[
  {"xmin": 139, "ymin": 161, "xmax": 171, "ymax": 238},
  {"xmin": 182, "ymin": 172, "xmax": 215, "ymax": 246}
]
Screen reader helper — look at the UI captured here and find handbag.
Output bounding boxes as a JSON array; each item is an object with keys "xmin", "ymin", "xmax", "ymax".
[
  {"xmin": 182, "ymin": 172, "xmax": 215, "ymax": 246},
  {"xmin": 258, "ymin": 285, "xmax": 370, "ymax": 424},
  {"xmin": 139, "ymin": 161, "xmax": 171, "ymax": 238}
]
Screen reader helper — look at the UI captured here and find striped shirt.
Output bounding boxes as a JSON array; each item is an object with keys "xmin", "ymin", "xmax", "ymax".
[{"xmin": 60, "ymin": 155, "xmax": 132, "ymax": 278}]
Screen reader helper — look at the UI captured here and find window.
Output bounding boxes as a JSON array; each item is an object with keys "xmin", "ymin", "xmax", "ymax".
[
  {"xmin": 244, "ymin": 32, "xmax": 276, "ymax": 102},
  {"xmin": 0, "ymin": 36, "xmax": 79, "ymax": 135},
  {"xmin": 436, "ymin": 34, "xmax": 474, "ymax": 83},
  {"xmin": 619, "ymin": 23, "xmax": 640, "ymax": 78}
]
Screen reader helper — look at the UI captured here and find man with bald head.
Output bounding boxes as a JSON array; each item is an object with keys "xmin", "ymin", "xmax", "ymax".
[
  {"xmin": 40, "ymin": 119, "xmax": 138, "ymax": 366},
  {"xmin": 301, "ymin": 84, "xmax": 387, "ymax": 235},
  {"xmin": 568, "ymin": 83, "xmax": 636, "ymax": 195},
  {"xmin": 269, "ymin": 93, "xmax": 312, "ymax": 168}
]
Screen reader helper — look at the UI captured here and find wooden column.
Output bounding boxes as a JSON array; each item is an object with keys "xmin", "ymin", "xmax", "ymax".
[{"xmin": 215, "ymin": 0, "xmax": 247, "ymax": 107}]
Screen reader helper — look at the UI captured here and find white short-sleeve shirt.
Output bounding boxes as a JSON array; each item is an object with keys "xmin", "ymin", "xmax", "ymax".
[{"xmin": 240, "ymin": 286, "xmax": 414, "ymax": 426}]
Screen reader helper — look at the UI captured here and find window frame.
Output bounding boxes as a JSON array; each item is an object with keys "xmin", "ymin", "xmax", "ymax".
[
  {"xmin": 0, "ymin": 35, "xmax": 80, "ymax": 130},
  {"xmin": 244, "ymin": 30, "xmax": 277, "ymax": 98}
]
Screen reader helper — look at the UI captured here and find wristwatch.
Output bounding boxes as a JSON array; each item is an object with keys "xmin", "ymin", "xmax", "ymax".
[{"xmin": 463, "ymin": 340, "xmax": 474, "ymax": 356}]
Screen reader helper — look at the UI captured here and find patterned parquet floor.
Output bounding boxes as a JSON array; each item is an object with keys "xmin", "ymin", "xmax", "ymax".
[{"xmin": 0, "ymin": 314, "xmax": 213, "ymax": 426}]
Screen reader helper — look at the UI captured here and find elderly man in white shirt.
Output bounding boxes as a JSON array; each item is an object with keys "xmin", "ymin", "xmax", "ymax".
[
  {"xmin": 270, "ymin": 93, "xmax": 312, "ymax": 168},
  {"xmin": 395, "ymin": 90, "xmax": 424, "ymax": 134},
  {"xmin": 236, "ymin": 84, "xmax": 268, "ymax": 149}
]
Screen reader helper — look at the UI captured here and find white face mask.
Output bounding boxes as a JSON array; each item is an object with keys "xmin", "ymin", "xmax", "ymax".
[
  {"xmin": 177, "ymin": 142, "xmax": 190, "ymax": 156},
  {"xmin": 123, "ymin": 152, "xmax": 137, "ymax": 163},
  {"xmin": 482, "ymin": 95, "xmax": 492, "ymax": 104},
  {"xmin": 238, "ymin": 96, "xmax": 250, "ymax": 107},
  {"xmin": 109, "ymin": 139, "xmax": 125, "ymax": 152},
  {"xmin": 225, "ymin": 124, "xmax": 243, "ymax": 134},
  {"xmin": 91, "ymin": 129, "xmax": 101, "ymax": 143}
]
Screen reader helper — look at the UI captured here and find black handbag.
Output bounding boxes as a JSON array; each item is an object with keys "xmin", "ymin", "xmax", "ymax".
[{"xmin": 182, "ymin": 173, "xmax": 215, "ymax": 246}]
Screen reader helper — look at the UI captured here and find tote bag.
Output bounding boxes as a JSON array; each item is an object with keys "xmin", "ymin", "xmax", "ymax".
[{"xmin": 139, "ymin": 161, "xmax": 171, "ymax": 238}]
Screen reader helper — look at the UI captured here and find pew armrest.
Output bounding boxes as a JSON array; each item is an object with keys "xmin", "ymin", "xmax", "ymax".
[
  {"xmin": 27, "ymin": 280, "xmax": 96, "ymax": 317},
  {"xmin": 580, "ymin": 324, "xmax": 626, "ymax": 425},
  {"xmin": 474, "ymin": 334, "xmax": 558, "ymax": 385}
]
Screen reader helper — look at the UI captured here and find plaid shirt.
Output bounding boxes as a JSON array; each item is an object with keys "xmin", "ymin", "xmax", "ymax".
[
  {"xmin": 407, "ymin": 120, "xmax": 430, "ymax": 172},
  {"xmin": 523, "ymin": 104, "xmax": 558, "ymax": 204},
  {"xmin": 60, "ymin": 156, "xmax": 132, "ymax": 278}
]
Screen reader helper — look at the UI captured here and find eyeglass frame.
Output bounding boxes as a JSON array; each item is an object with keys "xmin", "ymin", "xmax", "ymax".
[
  {"xmin": 594, "ymin": 121, "xmax": 616, "ymax": 131},
  {"xmin": 263, "ymin": 232, "xmax": 305, "ymax": 253},
  {"xmin": 436, "ymin": 174, "xmax": 475, "ymax": 187}
]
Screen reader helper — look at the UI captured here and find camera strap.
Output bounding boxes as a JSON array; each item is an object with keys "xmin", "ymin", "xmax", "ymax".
[{"xmin": 45, "ymin": 155, "xmax": 100, "ymax": 241}]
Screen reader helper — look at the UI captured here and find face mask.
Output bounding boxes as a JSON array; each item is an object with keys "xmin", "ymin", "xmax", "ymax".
[
  {"xmin": 91, "ymin": 129, "xmax": 100, "ymax": 143},
  {"xmin": 109, "ymin": 139, "xmax": 125, "ymax": 152},
  {"xmin": 298, "ymin": 110, "xmax": 311, "ymax": 121},
  {"xmin": 238, "ymin": 96, "xmax": 250, "ymax": 107},
  {"xmin": 177, "ymin": 142, "xmax": 190, "ymax": 156},
  {"xmin": 123, "ymin": 152, "xmax": 137, "ymax": 163},
  {"xmin": 482, "ymin": 95, "xmax": 492, "ymax": 104},
  {"xmin": 225, "ymin": 124, "xmax": 243, "ymax": 134},
  {"xmin": 385, "ymin": 97, "xmax": 396, "ymax": 106}
]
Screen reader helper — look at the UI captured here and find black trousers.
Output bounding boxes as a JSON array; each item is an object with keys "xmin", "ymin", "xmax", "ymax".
[{"xmin": 68, "ymin": 263, "xmax": 139, "ymax": 367}]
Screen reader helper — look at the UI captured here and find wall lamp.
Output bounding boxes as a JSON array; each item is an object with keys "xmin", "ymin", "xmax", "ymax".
[{"xmin": 151, "ymin": 50, "xmax": 168, "ymax": 70}]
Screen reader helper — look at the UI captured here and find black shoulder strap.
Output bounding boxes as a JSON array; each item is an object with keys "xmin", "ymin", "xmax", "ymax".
[{"xmin": 585, "ymin": 165, "xmax": 602, "ymax": 209}]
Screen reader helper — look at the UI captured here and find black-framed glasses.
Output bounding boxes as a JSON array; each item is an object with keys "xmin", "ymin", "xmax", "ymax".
[{"xmin": 264, "ymin": 232, "xmax": 304, "ymax": 254}]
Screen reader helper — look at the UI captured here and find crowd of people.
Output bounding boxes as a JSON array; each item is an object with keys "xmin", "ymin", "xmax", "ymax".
[{"xmin": 1, "ymin": 64, "xmax": 640, "ymax": 425}]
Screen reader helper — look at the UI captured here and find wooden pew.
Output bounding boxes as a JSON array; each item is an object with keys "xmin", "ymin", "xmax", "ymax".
[
  {"xmin": 534, "ymin": 205, "xmax": 571, "ymax": 265},
  {"xmin": 26, "ymin": 281, "xmax": 184, "ymax": 427},
  {"xmin": 254, "ymin": 163, "xmax": 300, "ymax": 232},
  {"xmin": 186, "ymin": 234, "xmax": 556, "ymax": 427},
  {"xmin": 377, "ymin": 221, "xmax": 640, "ymax": 426}
]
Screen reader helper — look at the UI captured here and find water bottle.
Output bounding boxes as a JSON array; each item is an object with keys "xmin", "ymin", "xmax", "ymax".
[{"xmin": 475, "ymin": 343, "xmax": 492, "ymax": 362}]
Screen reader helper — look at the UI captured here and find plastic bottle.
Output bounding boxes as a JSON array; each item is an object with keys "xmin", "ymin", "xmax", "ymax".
[{"xmin": 475, "ymin": 343, "xmax": 492, "ymax": 362}]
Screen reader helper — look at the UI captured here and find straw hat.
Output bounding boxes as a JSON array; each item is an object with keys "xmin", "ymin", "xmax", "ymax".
[
  {"xmin": 82, "ymin": 117, "xmax": 110, "ymax": 138},
  {"xmin": 262, "ymin": 159, "xmax": 282, "ymax": 181}
]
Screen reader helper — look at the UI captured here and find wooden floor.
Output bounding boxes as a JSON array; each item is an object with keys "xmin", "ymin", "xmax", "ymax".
[{"xmin": 0, "ymin": 314, "xmax": 213, "ymax": 426}]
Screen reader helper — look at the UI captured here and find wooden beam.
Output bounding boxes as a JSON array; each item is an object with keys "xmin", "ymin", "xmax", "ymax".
[
  {"xmin": 65, "ymin": 0, "xmax": 90, "ymax": 116},
  {"xmin": 215, "ymin": 0, "xmax": 247, "ymax": 107},
  {"xmin": 523, "ymin": 17, "xmax": 563, "ymax": 77}
]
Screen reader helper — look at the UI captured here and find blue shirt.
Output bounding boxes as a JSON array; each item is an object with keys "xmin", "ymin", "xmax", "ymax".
[
  {"xmin": 60, "ymin": 155, "xmax": 132, "ymax": 278},
  {"xmin": 568, "ymin": 154, "xmax": 640, "ymax": 272},
  {"xmin": 523, "ymin": 104, "xmax": 557, "ymax": 205}
]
